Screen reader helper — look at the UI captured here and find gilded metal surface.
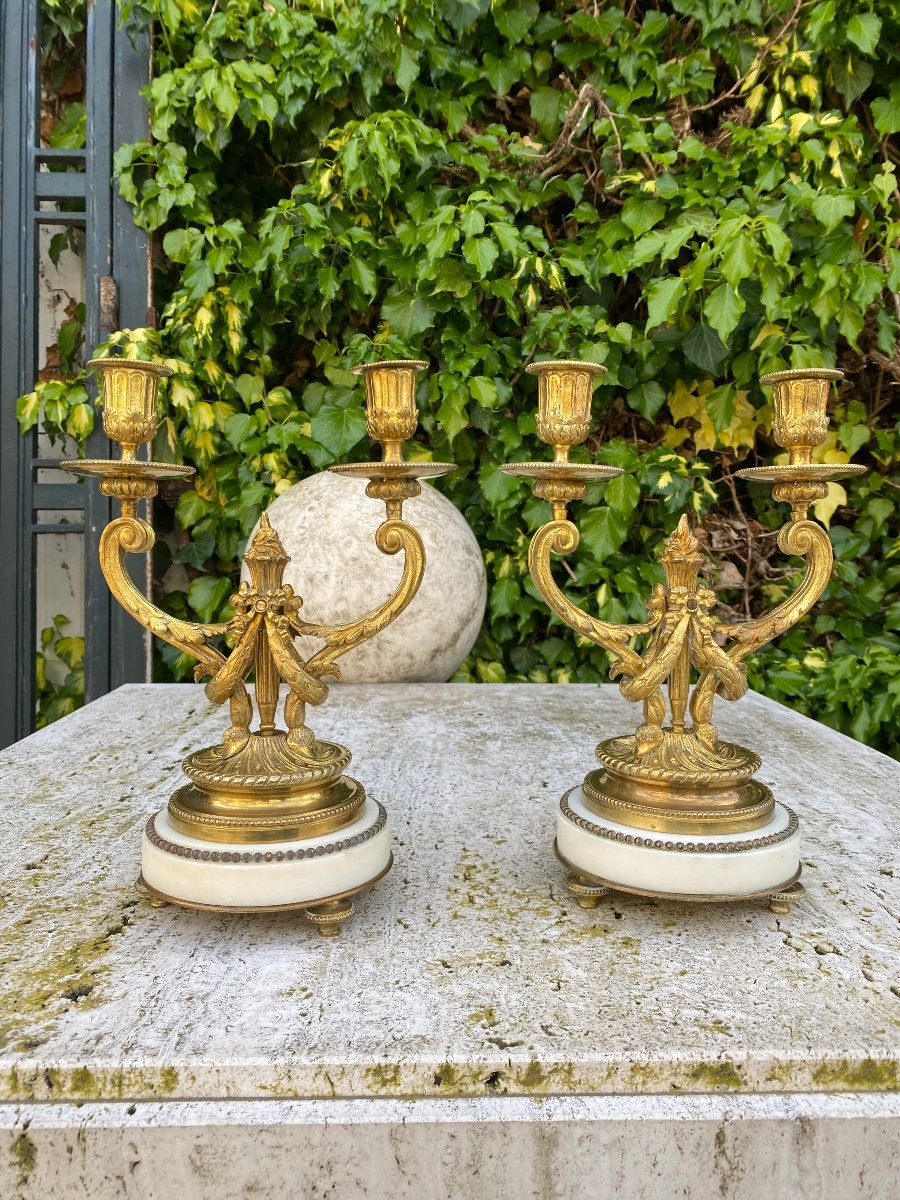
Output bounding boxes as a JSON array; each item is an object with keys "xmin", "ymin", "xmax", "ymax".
[
  {"xmin": 65, "ymin": 357, "xmax": 451, "ymax": 923},
  {"xmin": 582, "ymin": 769, "xmax": 774, "ymax": 835},
  {"xmin": 60, "ymin": 458, "xmax": 194, "ymax": 480},
  {"xmin": 499, "ymin": 462, "xmax": 623, "ymax": 481},
  {"xmin": 329, "ymin": 461, "xmax": 454, "ymax": 479},
  {"xmin": 761, "ymin": 368, "xmax": 841, "ymax": 465},
  {"xmin": 87, "ymin": 357, "xmax": 173, "ymax": 461},
  {"xmin": 734, "ymin": 463, "xmax": 867, "ymax": 483},
  {"xmin": 769, "ymin": 881, "xmax": 806, "ymax": 915},
  {"xmin": 526, "ymin": 359, "xmax": 606, "ymax": 463},
  {"xmin": 352, "ymin": 359, "xmax": 427, "ymax": 462},
  {"xmin": 507, "ymin": 362, "xmax": 863, "ymax": 871}
]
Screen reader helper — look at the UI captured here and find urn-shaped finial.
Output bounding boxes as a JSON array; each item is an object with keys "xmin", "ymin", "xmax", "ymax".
[
  {"xmin": 88, "ymin": 357, "xmax": 173, "ymax": 461},
  {"xmin": 761, "ymin": 368, "xmax": 843, "ymax": 465},
  {"xmin": 352, "ymin": 360, "xmax": 428, "ymax": 462},
  {"xmin": 526, "ymin": 359, "xmax": 607, "ymax": 463}
]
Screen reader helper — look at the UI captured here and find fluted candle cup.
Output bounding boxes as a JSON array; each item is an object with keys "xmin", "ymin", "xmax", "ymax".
[
  {"xmin": 352, "ymin": 359, "xmax": 428, "ymax": 463},
  {"xmin": 88, "ymin": 357, "xmax": 173, "ymax": 462},
  {"xmin": 527, "ymin": 359, "xmax": 607, "ymax": 463},
  {"xmin": 762, "ymin": 367, "xmax": 842, "ymax": 465}
]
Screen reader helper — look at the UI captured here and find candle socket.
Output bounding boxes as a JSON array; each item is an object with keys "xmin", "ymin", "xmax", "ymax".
[
  {"xmin": 353, "ymin": 359, "xmax": 427, "ymax": 463},
  {"xmin": 88, "ymin": 357, "xmax": 173, "ymax": 461},
  {"xmin": 762, "ymin": 367, "xmax": 841, "ymax": 465},
  {"xmin": 528, "ymin": 359, "xmax": 607, "ymax": 463}
]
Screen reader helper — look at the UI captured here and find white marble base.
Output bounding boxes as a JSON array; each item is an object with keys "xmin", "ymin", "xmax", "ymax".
[
  {"xmin": 557, "ymin": 786, "xmax": 801, "ymax": 898},
  {"xmin": 140, "ymin": 799, "xmax": 391, "ymax": 910}
]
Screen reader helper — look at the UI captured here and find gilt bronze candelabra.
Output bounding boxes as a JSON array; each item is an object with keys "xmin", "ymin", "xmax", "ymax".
[
  {"xmin": 501, "ymin": 360, "xmax": 865, "ymax": 912},
  {"xmin": 62, "ymin": 357, "xmax": 452, "ymax": 935}
]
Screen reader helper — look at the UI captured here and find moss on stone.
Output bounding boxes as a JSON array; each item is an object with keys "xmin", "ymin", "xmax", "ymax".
[
  {"xmin": 10, "ymin": 1131, "xmax": 36, "ymax": 1180},
  {"xmin": 687, "ymin": 1060, "xmax": 746, "ymax": 1089},
  {"xmin": 811, "ymin": 1058, "xmax": 898, "ymax": 1090}
]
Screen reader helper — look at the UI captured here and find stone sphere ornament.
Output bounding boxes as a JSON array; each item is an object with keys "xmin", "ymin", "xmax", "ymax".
[{"xmin": 246, "ymin": 472, "xmax": 486, "ymax": 682}]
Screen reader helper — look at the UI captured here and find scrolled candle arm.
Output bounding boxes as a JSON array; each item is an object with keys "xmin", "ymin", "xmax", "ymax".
[
  {"xmin": 689, "ymin": 516, "xmax": 833, "ymax": 726},
  {"xmin": 527, "ymin": 518, "xmax": 654, "ymax": 678},
  {"xmin": 291, "ymin": 516, "xmax": 426, "ymax": 681}
]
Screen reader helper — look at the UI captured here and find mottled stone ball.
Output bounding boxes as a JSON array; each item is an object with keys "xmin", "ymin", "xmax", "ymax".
[{"xmin": 244, "ymin": 472, "xmax": 486, "ymax": 682}]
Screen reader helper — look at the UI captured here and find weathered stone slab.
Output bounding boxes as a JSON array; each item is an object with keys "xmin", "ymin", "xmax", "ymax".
[
  {"xmin": 1, "ymin": 683, "xmax": 898, "ymax": 1196},
  {"xmin": 0, "ymin": 683, "xmax": 897, "ymax": 1103},
  {"xmin": 3, "ymin": 1094, "xmax": 900, "ymax": 1200}
]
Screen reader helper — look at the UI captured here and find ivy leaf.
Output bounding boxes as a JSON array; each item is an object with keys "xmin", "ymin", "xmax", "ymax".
[
  {"xmin": 645, "ymin": 276, "xmax": 684, "ymax": 329},
  {"xmin": 396, "ymin": 44, "xmax": 420, "ymax": 94},
  {"xmin": 706, "ymin": 384, "xmax": 735, "ymax": 434},
  {"xmin": 530, "ymin": 87, "xmax": 565, "ymax": 139},
  {"xmin": 490, "ymin": 576, "xmax": 520, "ymax": 618},
  {"xmin": 604, "ymin": 473, "xmax": 641, "ymax": 516},
  {"xmin": 847, "ymin": 13, "xmax": 881, "ymax": 55},
  {"xmin": 16, "ymin": 391, "xmax": 40, "ymax": 432},
  {"xmin": 65, "ymin": 402, "xmax": 94, "ymax": 444},
  {"xmin": 811, "ymin": 193, "xmax": 855, "ymax": 231},
  {"xmin": 177, "ymin": 490, "xmax": 212, "ymax": 529},
  {"xmin": 188, "ymin": 576, "xmax": 232, "ymax": 624},
  {"xmin": 469, "ymin": 376, "xmax": 499, "ymax": 406},
  {"xmin": 721, "ymin": 232, "xmax": 756, "ymax": 286},
  {"xmin": 704, "ymin": 282, "xmax": 745, "ymax": 341},
  {"xmin": 482, "ymin": 53, "xmax": 519, "ymax": 95},
  {"xmin": 683, "ymin": 323, "xmax": 727, "ymax": 373},
  {"xmin": 183, "ymin": 259, "xmax": 214, "ymax": 298},
  {"xmin": 872, "ymin": 82, "xmax": 900, "ymax": 136},
  {"xmin": 479, "ymin": 463, "xmax": 520, "ymax": 505},
  {"xmin": 580, "ymin": 507, "xmax": 626, "ymax": 559},
  {"xmin": 437, "ymin": 387, "xmax": 468, "ymax": 442},
  {"xmin": 55, "ymin": 636, "xmax": 85, "ymax": 669},
  {"xmin": 838, "ymin": 421, "xmax": 870, "ymax": 457},
  {"xmin": 224, "ymin": 412, "xmax": 258, "ymax": 449},
  {"xmin": 175, "ymin": 529, "xmax": 216, "ymax": 569},
  {"xmin": 627, "ymin": 381, "xmax": 666, "ymax": 420},
  {"xmin": 494, "ymin": 0, "xmax": 539, "ymax": 42},
  {"xmin": 463, "ymin": 236, "xmax": 499, "ymax": 275},
  {"xmin": 381, "ymin": 291, "xmax": 435, "ymax": 338},
  {"xmin": 831, "ymin": 55, "xmax": 873, "ymax": 105},
  {"xmin": 350, "ymin": 257, "xmax": 378, "ymax": 298},
  {"xmin": 621, "ymin": 197, "xmax": 665, "ymax": 237},
  {"xmin": 760, "ymin": 220, "xmax": 792, "ymax": 264},
  {"xmin": 310, "ymin": 403, "xmax": 367, "ymax": 456}
]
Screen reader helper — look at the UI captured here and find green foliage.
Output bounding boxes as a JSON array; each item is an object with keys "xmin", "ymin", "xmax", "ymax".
[
  {"xmin": 35, "ymin": 615, "xmax": 85, "ymax": 729},
  {"xmin": 25, "ymin": 0, "xmax": 900, "ymax": 755}
]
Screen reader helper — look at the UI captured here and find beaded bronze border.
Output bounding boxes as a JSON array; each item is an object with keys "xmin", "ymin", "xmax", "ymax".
[
  {"xmin": 144, "ymin": 801, "xmax": 387, "ymax": 864},
  {"xmin": 582, "ymin": 776, "xmax": 773, "ymax": 827},
  {"xmin": 560, "ymin": 790, "xmax": 797, "ymax": 853},
  {"xmin": 167, "ymin": 785, "xmax": 363, "ymax": 833}
]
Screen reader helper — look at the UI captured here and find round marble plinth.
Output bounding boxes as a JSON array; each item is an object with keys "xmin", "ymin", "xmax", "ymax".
[
  {"xmin": 141, "ymin": 798, "xmax": 391, "ymax": 911},
  {"xmin": 556, "ymin": 786, "xmax": 800, "ymax": 899}
]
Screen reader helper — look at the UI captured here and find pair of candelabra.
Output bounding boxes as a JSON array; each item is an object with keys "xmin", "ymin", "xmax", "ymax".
[{"xmin": 62, "ymin": 356, "xmax": 862, "ymax": 933}]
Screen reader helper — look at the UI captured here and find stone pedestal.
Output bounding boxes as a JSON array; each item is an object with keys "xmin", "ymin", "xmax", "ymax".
[{"xmin": 1, "ymin": 684, "xmax": 898, "ymax": 1198}]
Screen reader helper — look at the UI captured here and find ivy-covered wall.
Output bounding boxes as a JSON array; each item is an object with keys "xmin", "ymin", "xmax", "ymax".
[{"xmin": 21, "ymin": 0, "xmax": 900, "ymax": 755}]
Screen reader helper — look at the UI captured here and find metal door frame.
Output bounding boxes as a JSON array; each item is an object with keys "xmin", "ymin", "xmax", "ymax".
[{"xmin": 0, "ymin": 0, "xmax": 152, "ymax": 746}]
